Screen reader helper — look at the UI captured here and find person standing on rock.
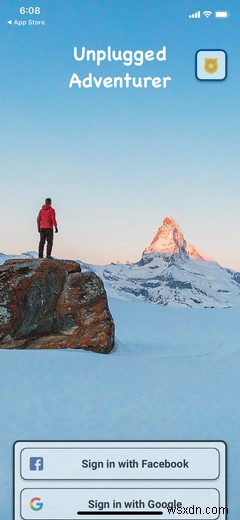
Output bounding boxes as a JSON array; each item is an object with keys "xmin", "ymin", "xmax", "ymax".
[{"xmin": 37, "ymin": 198, "xmax": 58, "ymax": 259}]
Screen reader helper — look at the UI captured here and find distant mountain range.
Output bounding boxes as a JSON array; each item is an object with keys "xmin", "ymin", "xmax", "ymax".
[
  {"xmin": 0, "ymin": 251, "xmax": 37, "ymax": 265},
  {"xmin": 81, "ymin": 217, "xmax": 240, "ymax": 308},
  {"xmin": 1, "ymin": 217, "xmax": 240, "ymax": 308}
]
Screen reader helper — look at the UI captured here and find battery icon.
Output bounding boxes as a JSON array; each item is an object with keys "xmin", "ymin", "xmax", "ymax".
[{"xmin": 215, "ymin": 11, "xmax": 230, "ymax": 18}]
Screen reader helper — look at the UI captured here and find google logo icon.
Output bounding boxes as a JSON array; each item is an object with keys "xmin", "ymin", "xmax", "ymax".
[{"xmin": 30, "ymin": 497, "xmax": 43, "ymax": 511}]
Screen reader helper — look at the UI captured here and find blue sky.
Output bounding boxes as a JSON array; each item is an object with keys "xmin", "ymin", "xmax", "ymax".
[{"xmin": 0, "ymin": 0, "xmax": 240, "ymax": 268}]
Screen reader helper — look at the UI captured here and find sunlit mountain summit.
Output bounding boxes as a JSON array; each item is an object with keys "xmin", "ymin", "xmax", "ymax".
[
  {"xmin": 83, "ymin": 217, "xmax": 240, "ymax": 308},
  {"xmin": 143, "ymin": 217, "xmax": 212, "ymax": 259}
]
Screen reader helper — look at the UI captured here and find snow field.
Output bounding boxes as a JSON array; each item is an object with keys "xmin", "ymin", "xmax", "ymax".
[{"xmin": 0, "ymin": 298, "xmax": 239, "ymax": 517}]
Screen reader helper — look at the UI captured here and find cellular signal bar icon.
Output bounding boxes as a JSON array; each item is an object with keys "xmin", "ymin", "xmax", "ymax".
[{"xmin": 189, "ymin": 11, "xmax": 201, "ymax": 19}]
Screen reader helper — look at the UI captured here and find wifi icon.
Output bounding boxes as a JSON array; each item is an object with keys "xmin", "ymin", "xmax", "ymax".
[{"xmin": 203, "ymin": 10, "xmax": 213, "ymax": 18}]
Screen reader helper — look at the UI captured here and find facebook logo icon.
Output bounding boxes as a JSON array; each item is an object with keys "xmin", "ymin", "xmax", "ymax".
[{"xmin": 29, "ymin": 457, "xmax": 44, "ymax": 471}]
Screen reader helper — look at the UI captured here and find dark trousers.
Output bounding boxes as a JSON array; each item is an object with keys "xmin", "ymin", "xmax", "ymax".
[{"xmin": 39, "ymin": 228, "xmax": 54, "ymax": 258}]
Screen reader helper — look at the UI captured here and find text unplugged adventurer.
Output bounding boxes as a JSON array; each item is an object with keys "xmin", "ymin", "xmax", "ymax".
[{"xmin": 69, "ymin": 45, "xmax": 172, "ymax": 89}]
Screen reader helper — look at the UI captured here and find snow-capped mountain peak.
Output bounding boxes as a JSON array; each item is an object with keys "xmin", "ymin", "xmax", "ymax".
[
  {"xmin": 144, "ymin": 217, "xmax": 212, "ymax": 262},
  {"xmin": 144, "ymin": 216, "xmax": 186, "ymax": 255},
  {"xmin": 81, "ymin": 217, "xmax": 240, "ymax": 308}
]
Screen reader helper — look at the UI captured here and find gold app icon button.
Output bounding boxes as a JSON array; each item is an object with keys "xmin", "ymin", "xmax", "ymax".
[{"xmin": 196, "ymin": 50, "xmax": 227, "ymax": 81}]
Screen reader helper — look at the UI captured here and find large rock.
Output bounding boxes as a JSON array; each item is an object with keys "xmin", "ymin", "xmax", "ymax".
[{"xmin": 0, "ymin": 259, "xmax": 115, "ymax": 353}]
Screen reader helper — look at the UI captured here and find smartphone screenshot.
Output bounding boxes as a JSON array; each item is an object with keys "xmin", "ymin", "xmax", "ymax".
[{"xmin": 0, "ymin": 1, "xmax": 238, "ymax": 518}]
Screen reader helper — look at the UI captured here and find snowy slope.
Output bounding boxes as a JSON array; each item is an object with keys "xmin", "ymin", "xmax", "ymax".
[
  {"xmin": 81, "ymin": 217, "xmax": 240, "ymax": 308},
  {"xmin": 0, "ymin": 299, "xmax": 239, "ymax": 518}
]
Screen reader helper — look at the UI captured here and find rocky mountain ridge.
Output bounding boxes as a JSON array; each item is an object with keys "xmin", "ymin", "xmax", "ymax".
[{"xmin": 82, "ymin": 217, "xmax": 240, "ymax": 308}]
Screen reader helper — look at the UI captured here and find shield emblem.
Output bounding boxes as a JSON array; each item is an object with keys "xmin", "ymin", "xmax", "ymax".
[{"xmin": 204, "ymin": 58, "xmax": 218, "ymax": 74}]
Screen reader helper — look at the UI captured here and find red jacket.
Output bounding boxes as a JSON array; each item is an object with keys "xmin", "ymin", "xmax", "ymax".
[{"xmin": 37, "ymin": 205, "xmax": 57, "ymax": 229}]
